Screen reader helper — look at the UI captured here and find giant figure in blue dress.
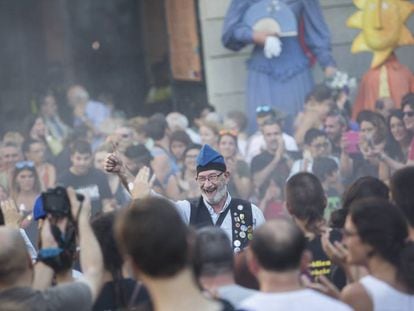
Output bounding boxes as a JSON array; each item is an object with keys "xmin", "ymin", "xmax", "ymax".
[{"xmin": 222, "ymin": 0, "xmax": 336, "ymax": 133}]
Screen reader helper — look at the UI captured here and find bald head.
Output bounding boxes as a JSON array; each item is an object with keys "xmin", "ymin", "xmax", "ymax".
[
  {"xmin": 0, "ymin": 228, "xmax": 30, "ymax": 286},
  {"xmin": 193, "ymin": 227, "xmax": 233, "ymax": 278},
  {"xmin": 250, "ymin": 218, "xmax": 306, "ymax": 272}
]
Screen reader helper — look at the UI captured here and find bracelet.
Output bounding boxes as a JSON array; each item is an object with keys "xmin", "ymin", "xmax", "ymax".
[{"xmin": 37, "ymin": 247, "xmax": 68, "ymax": 272}]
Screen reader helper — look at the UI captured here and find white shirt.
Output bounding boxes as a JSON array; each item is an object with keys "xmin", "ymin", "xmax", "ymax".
[
  {"xmin": 239, "ymin": 289, "xmax": 351, "ymax": 311},
  {"xmin": 288, "ymin": 155, "xmax": 339, "ymax": 180},
  {"xmin": 185, "ymin": 128, "xmax": 201, "ymax": 144},
  {"xmin": 175, "ymin": 193, "xmax": 265, "ymax": 243},
  {"xmin": 360, "ymin": 275, "xmax": 414, "ymax": 311},
  {"xmin": 245, "ymin": 132, "xmax": 298, "ymax": 164},
  {"xmin": 217, "ymin": 284, "xmax": 257, "ymax": 308}
]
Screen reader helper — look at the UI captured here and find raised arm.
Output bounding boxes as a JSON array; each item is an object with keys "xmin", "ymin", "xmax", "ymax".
[
  {"xmin": 67, "ymin": 188, "xmax": 104, "ymax": 303},
  {"xmin": 104, "ymin": 153, "xmax": 135, "ymax": 194}
]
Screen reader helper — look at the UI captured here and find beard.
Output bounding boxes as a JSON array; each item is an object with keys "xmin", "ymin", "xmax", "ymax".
[{"xmin": 202, "ymin": 183, "xmax": 227, "ymax": 205}]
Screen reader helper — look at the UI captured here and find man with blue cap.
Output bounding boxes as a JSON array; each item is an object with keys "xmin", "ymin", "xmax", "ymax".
[
  {"xmin": 105, "ymin": 144, "xmax": 265, "ymax": 252},
  {"xmin": 185, "ymin": 144, "xmax": 265, "ymax": 252}
]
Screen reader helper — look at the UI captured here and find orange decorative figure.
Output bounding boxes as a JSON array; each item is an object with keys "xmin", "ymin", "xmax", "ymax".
[{"xmin": 347, "ymin": 0, "xmax": 414, "ymax": 118}]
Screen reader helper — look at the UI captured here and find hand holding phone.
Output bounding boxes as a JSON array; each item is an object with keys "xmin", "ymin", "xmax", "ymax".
[{"xmin": 343, "ymin": 131, "xmax": 360, "ymax": 155}]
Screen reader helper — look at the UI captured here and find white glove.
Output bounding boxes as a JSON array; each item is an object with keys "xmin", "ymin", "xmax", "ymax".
[{"xmin": 264, "ymin": 36, "xmax": 282, "ymax": 59}]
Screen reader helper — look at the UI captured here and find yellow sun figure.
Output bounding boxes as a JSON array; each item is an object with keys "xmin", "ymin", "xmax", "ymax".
[{"xmin": 347, "ymin": 0, "xmax": 414, "ymax": 68}]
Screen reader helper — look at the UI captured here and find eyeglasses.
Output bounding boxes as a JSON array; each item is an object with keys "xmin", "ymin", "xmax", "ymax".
[
  {"xmin": 219, "ymin": 129, "xmax": 238, "ymax": 137},
  {"xmin": 403, "ymin": 111, "xmax": 414, "ymax": 117},
  {"xmin": 256, "ymin": 106, "xmax": 272, "ymax": 113},
  {"xmin": 15, "ymin": 161, "xmax": 35, "ymax": 169},
  {"xmin": 196, "ymin": 172, "xmax": 224, "ymax": 184}
]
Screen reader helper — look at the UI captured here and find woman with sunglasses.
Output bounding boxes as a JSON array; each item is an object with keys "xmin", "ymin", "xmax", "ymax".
[
  {"xmin": 12, "ymin": 161, "xmax": 41, "ymax": 211},
  {"xmin": 369, "ymin": 95, "xmax": 414, "ymax": 178},
  {"xmin": 341, "ymin": 198, "xmax": 414, "ymax": 311},
  {"xmin": 400, "ymin": 93, "xmax": 414, "ymax": 166},
  {"xmin": 11, "ymin": 161, "xmax": 42, "ymax": 246},
  {"xmin": 375, "ymin": 110, "xmax": 413, "ymax": 181},
  {"xmin": 218, "ymin": 130, "xmax": 252, "ymax": 200}
]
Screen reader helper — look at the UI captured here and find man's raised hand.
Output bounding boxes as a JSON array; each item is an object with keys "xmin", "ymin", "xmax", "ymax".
[
  {"xmin": 131, "ymin": 166, "xmax": 154, "ymax": 200},
  {"xmin": 104, "ymin": 153, "xmax": 123, "ymax": 174}
]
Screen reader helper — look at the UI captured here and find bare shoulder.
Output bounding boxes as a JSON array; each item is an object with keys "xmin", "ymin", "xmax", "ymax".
[{"xmin": 341, "ymin": 282, "xmax": 373, "ymax": 311}]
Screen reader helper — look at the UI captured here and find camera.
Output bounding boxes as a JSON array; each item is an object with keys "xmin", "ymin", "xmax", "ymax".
[{"xmin": 41, "ymin": 186, "xmax": 84, "ymax": 218}]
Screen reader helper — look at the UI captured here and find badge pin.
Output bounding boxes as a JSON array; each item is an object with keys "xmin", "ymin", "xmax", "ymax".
[
  {"xmin": 234, "ymin": 240, "xmax": 241, "ymax": 247},
  {"xmin": 248, "ymin": 233, "xmax": 253, "ymax": 240},
  {"xmin": 240, "ymin": 225, "xmax": 247, "ymax": 232},
  {"xmin": 237, "ymin": 205, "xmax": 243, "ymax": 211},
  {"xmin": 240, "ymin": 232, "xmax": 246, "ymax": 238},
  {"xmin": 240, "ymin": 214, "xmax": 245, "ymax": 220}
]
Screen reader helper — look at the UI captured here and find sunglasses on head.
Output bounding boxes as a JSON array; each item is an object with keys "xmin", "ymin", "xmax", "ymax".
[
  {"xmin": 15, "ymin": 161, "xmax": 35, "ymax": 169},
  {"xmin": 219, "ymin": 129, "xmax": 238, "ymax": 137},
  {"xmin": 256, "ymin": 106, "xmax": 272, "ymax": 113}
]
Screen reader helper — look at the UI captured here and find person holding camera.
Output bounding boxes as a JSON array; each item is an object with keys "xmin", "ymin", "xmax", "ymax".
[{"xmin": 0, "ymin": 188, "xmax": 104, "ymax": 311}]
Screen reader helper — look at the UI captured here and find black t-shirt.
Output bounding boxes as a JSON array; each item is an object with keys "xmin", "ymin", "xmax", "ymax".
[
  {"xmin": 93, "ymin": 279, "xmax": 152, "ymax": 311},
  {"xmin": 345, "ymin": 153, "xmax": 378, "ymax": 186},
  {"xmin": 58, "ymin": 168, "xmax": 112, "ymax": 215},
  {"xmin": 250, "ymin": 151, "xmax": 290, "ymax": 182},
  {"xmin": 306, "ymin": 228, "xmax": 346, "ymax": 289}
]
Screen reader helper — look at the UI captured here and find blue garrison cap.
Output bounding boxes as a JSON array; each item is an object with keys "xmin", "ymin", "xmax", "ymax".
[
  {"xmin": 196, "ymin": 144, "xmax": 226, "ymax": 174},
  {"xmin": 33, "ymin": 195, "xmax": 46, "ymax": 220}
]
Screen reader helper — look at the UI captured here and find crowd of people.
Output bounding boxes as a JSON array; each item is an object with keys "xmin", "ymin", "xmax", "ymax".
[{"xmin": 1, "ymin": 80, "xmax": 414, "ymax": 310}]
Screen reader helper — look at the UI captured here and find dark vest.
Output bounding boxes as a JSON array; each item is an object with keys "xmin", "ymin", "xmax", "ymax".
[{"xmin": 189, "ymin": 196, "xmax": 253, "ymax": 252}]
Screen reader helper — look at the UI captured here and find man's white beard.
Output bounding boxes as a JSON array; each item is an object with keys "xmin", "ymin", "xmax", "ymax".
[{"xmin": 202, "ymin": 184, "xmax": 227, "ymax": 205}]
